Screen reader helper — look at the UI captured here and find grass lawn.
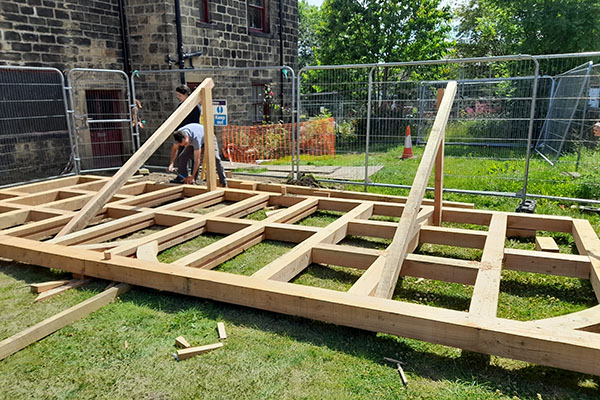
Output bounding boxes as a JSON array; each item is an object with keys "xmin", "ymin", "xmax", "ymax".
[{"xmin": 1, "ymin": 160, "xmax": 600, "ymax": 398}]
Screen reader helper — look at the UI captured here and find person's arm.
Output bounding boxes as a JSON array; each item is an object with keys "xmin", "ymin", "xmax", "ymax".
[
  {"xmin": 168, "ymin": 143, "xmax": 179, "ymax": 172},
  {"xmin": 185, "ymin": 148, "xmax": 201, "ymax": 184}
]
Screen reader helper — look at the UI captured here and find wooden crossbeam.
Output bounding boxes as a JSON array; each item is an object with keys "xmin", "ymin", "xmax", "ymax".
[
  {"xmin": 503, "ymin": 248, "xmax": 590, "ymax": 278},
  {"xmin": 34, "ymin": 279, "xmax": 90, "ymax": 302},
  {"xmin": 0, "ymin": 283, "xmax": 130, "ymax": 361},
  {"xmin": 55, "ymin": 78, "xmax": 215, "ymax": 237},
  {"xmin": 374, "ymin": 82, "xmax": 457, "ymax": 299},
  {"xmin": 469, "ymin": 213, "xmax": 507, "ymax": 317}
]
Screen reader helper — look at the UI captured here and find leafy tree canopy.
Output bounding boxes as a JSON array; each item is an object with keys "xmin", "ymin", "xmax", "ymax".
[
  {"xmin": 456, "ymin": 0, "xmax": 600, "ymax": 57},
  {"xmin": 298, "ymin": 0, "xmax": 322, "ymax": 69},
  {"xmin": 316, "ymin": 0, "xmax": 453, "ymax": 65}
]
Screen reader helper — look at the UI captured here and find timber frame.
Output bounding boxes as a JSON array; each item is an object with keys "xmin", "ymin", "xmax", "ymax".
[{"xmin": 0, "ymin": 82, "xmax": 599, "ymax": 376}]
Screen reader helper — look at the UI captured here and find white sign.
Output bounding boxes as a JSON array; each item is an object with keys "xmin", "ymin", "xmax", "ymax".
[{"xmin": 213, "ymin": 100, "xmax": 227, "ymax": 126}]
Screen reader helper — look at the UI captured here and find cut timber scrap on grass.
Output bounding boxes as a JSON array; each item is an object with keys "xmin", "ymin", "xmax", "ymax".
[
  {"xmin": 175, "ymin": 336, "xmax": 191, "ymax": 349},
  {"xmin": 217, "ymin": 322, "xmax": 227, "ymax": 340},
  {"xmin": 1, "ymin": 81, "xmax": 600, "ymax": 377},
  {"xmin": 0, "ymin": 283, "xmax": 130, "ymax": 361},
  {"xmin": 34, "ymin": 279, "xmax": 91, "ymax": 303},
  {"xmin": 30, "ymin": 280, "xmax": 71, "ymax": 293},
  {"xmin": 174, "ymin": 342, "xmax": 223, "ymax": 361}
]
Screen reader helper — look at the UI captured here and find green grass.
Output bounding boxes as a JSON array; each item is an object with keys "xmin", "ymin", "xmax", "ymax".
[{"xmin": 2, "ymin": 152, "xmax": 600, "ymax": 398}]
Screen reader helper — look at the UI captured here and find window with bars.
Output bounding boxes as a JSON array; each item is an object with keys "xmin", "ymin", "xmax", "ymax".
[
  {"xmin": 248, "ymin": 0, "xmax": 268, "ymax": 33},
  {"xmin": 198, "ymin": 0, "xmax": 209, "ymax": 23}
]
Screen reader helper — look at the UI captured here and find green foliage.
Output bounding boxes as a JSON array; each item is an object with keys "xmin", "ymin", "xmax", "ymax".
[
  {"xmin": 298, "ymin": 0, "xmax": 322, "ymax": 69},
  {"xmin": 317, "ymin": 0, "xmax": 453, "ymax": 65},
  {"xmin": 456, "ymin": 0, "xmax": 600, "ymax": 57}
]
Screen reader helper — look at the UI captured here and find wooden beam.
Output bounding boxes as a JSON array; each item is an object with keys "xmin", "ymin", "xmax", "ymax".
[
  {"xmin": 503, "ymin": 248, "xmax": 590, "ymax": 279},
  {"xmin": 201, "ymin": 81, "xmax": 217, "ymax": 190},
  {"xmin": 175, "ymin": 336, "xmax": 191, "ymax": 348},
  {"xmin": 419, "ymin": 225, "xmax": 488, "ymax": 249},
  {"xmin": 469, "ymin": 213, "xmax": 507, "ymax": 317},
  {"xmin": 30, "ymin": 280, "xmax": 71, "ymax": 294},
  {"xmin": 312, "ymin": 243, "xmax": 381, "ymax": 270},
  {"xmin": 572, "ymin": 219, "xmax": 600, "ymax": 302},
  {"xmin": 433, "ymin": 88, "xmax": 445, "ymax": 226},
  {"xmin": 402, "ymin": 254, "xmax": 479, "ymax": 285},
  {"xmin": 0, "ymin": 283, "xmax": 130, "ymax": 361},
  {"xmin": 2, "ymin": 235, "xmax": 599, "ymax": 375},
  {"xmin": 34, "ymin": 279, "xmax": 90, "ymax": 303},
  {"xmin": 55, "ymin": 78, "xmax": 215, "ymax": 237},
  {"xmin": 374, "ymin": 81, "xmax": 457, "ymax": 299}
]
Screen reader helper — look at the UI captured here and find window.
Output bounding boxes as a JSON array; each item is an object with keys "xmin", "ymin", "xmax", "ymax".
[
  {"xmin": 248, "ymin": 0, "xmax": 268, "ymax": 33},
  {"xmin": 251, "ymin": 83, "xmax": 268, "ymax": 123},
  {"xmin": 199, "ymin": 0, "xmax": 209, "ymax": 23}
]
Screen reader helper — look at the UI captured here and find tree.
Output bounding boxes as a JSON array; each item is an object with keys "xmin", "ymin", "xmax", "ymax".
[
  {"xmin": 316, "ymin": 0, "xmax": 453, "ymax": 66},
  {"xmin": 298, "ymin": 0, "xmax": 322, "ymax": 69},
  {"xmin": 456, "ymin": 0, "xmax": 600, "ymax": 57}
]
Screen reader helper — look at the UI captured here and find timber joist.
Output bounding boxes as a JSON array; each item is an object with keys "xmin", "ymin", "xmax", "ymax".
[{"xmin": 1, "ymin": 82, "xmax": 600, "ymax": 377}]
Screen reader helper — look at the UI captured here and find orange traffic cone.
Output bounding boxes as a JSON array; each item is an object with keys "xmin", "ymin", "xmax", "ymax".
[{"xmin": 401, "ymin": 126, "xmax": 415, "ymax": 159}]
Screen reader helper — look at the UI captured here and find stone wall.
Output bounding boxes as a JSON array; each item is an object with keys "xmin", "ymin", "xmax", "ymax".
[{"xmin": 0, "ymin": 0, "xmax": 124, "ymax": 71}]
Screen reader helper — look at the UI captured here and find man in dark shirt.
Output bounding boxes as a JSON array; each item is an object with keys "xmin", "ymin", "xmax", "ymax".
[{"xmin": 175, "ymin": 85, "xmax": 201, "ymax": 128}]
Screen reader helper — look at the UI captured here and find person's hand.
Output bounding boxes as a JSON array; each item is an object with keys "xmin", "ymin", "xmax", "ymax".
[
  {"xmin": 184, "ymin": 176, "xmax": 195, "ymax": 185},
  {"xmin": 167, "ymin": 163, "xmax": 175, "ymax": 172},
  {"xmin": 593, "ymin": 122, "xmax": 600, "ymax": 136}
]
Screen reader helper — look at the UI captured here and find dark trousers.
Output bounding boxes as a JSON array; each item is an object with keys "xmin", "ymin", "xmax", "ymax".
[{"xmin": 176, "ymin": 146, "xmax": 227, "ymax": 186}]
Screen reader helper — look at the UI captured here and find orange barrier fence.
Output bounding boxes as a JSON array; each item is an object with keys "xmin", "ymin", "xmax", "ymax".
[{"xmin": 221, "ymin": 117, "xmax": 335, "ymax": 163}]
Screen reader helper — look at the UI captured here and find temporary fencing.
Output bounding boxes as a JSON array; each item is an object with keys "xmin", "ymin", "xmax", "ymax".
[{"xmin": 0, "ymin": 66, "xmax": 73, "ymax": 187}]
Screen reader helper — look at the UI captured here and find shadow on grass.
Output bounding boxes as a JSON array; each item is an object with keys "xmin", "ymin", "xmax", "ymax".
[
  {"xmin": 499, "ymin": 275, "xmax": 598, "ymax": 305},
  {"xmin": 1, "ymin": 260, "xmax": 598, "ymax": 399}
]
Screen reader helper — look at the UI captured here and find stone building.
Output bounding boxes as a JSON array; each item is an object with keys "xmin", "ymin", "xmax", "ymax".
[{"xmin": 0, "ymin": 0, "xmax": 299, "ymax": 177}]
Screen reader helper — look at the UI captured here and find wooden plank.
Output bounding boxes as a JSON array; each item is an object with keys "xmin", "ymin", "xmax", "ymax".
[
  {"xmin": 1, "ymin": 235, "xmax": 600, "ymax": 375},
  {"xmin": 264, "ymin": 223, "xmax": 320, "ymax": 243},
  {"xmin": 30, "ymin": 280, "xmax": 71, "ymax": 294},
  {"xmin": 535, "ymin": 236, "xmax": 560, "ymax": 253},
  {"xmin": 55, "ymin": 78, "xmax": 215, "ymax": 237},
  {"xmin": 442, "ymin": 208, "xmax": 493, "ymax": 226},
  {"xmin": 217, "ymin": 322, "xmax": 227, "ymax": 339},
  {"xmin": 469, "ymin": 213, "xmax": 507, "ymax": 317},
  {"xmin": 503, "ymin": 248, "xmax": 590, "ymax": 279},
  {"xmin": 175, "ymin": 342, "xmax": 223, "ymax": 361},
  {"xmin": 136, "ymin": 240, "xmax": 159, "ymax": 262},
  {"xmin": 572, "ymin": 219, "xmax": 600, "ymax": 302},
  {"xmin": 374, "ymin": 81, "xmax": 457, "ymax": 299},
  {"xmin": 0, "ymin": 283, "xmax": 130, "ymax": 361},
  {"xmin": 312, "ymin": 243, "xmax": 381, "ymax": 270},
  {"xmin": 433, "ymin": 88, "xmax": 445, "ymax": 226},
  {"xmin": 507, "ymin": 213, "xmax": 572, "ymax": 233},
  {"xmin": 34, "ymin": 279, "xmax": 90, "ymax": 303},
  {"xmin": 201, "ymin": 82, "xmax": 217, "ymax": 190},
  {"xmin": 419, "ymin": 225, "xmax": 488, "ymax": 249}
]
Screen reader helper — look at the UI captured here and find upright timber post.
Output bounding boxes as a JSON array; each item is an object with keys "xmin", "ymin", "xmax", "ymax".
[
  {"xmin": 201, "ymin": 80, "xmax": 217, "ymax": 190},
  {"xmin": 433, "ymin": 88, "xmax": 446, "ymax": 226},
  {"xmin": 55, "ymin": 78, "xmax": 215, "ymax": 237}
]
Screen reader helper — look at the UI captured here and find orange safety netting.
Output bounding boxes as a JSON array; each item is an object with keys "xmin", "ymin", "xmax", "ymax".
[{"xmin": 221, "ymin": 117, "xmax": 335, "ymax": 163}]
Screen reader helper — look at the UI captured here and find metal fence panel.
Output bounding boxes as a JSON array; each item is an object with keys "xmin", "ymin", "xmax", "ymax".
[
  {"xmin": 0, "ymin": 66, "xmax": 73, "ymax": 187},
  {"xmin": 298, "ymin": 57, "xmax": 540, "ymax": 195},
  {"xmin": 131, "ymin": 67, "xmax": 295, "ymax": 180},
  {"xmin": 67, "ymin": 68, "xmax": 134, "ymax": 173}
]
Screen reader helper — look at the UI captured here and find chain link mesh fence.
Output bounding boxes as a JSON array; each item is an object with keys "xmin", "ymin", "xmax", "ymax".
[
  {"xmin": 0, "ymin": 66, "xmax": 73, "ymax": 187},
  {"xmin": 131, "ymin": 67, "xmax": 295, "ymax": 180},
  {"xmin": 66, "ymin": 69, "xmax": 134, "ymax": 173}
]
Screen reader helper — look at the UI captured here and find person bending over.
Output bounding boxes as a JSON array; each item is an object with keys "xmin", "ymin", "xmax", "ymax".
[{"xmin": 168, "ymin": 123, "xmax": 227, "ymax": 186}]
